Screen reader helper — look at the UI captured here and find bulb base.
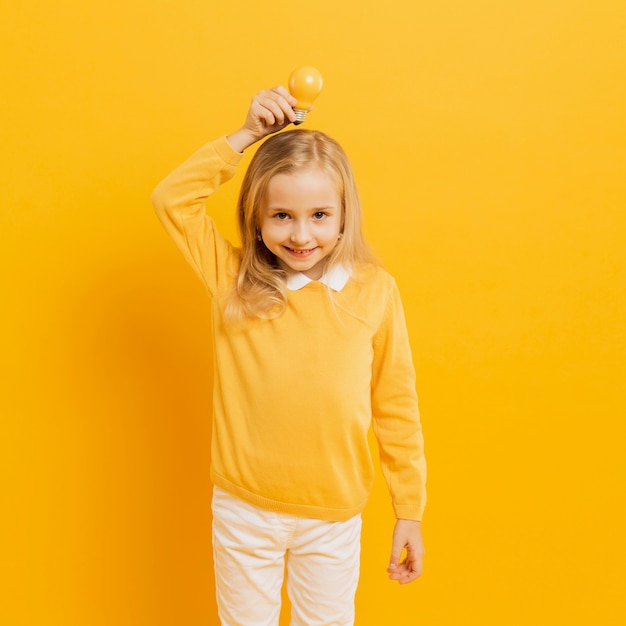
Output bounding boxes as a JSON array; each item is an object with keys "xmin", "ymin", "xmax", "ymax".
[{"xmin": 293, "ymin": 108, "xmax": 307, "ymax": 125}]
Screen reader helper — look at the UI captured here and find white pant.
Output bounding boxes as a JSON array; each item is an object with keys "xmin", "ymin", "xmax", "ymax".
[{"xmin": 212, "ymin": 487, "xmax": 362, "ymax": 626}]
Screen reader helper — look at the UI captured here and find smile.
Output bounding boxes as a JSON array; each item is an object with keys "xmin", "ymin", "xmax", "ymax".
[{"xmin": 285, "ymin": 246, "xmax": 317, "ymax": 257}]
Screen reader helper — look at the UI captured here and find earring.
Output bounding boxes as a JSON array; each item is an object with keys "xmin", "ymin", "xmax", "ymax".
[
  {"xmin": 337, "ymin": 232, "xmax": 343, "ymax": 240},
  {"xmin": 256, "ymin": 231, "xmax": 262, "ymax": 242}
]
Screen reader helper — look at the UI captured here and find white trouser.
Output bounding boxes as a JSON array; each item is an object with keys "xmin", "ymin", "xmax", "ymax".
[{"xmin": 211, "ymin": 487, "xmax": 362, "ymax": 626}]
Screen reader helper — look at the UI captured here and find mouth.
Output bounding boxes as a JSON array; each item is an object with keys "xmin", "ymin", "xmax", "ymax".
[{"xmin": 285, "ymin": 246, "xmax": 317, "ymax": 257}]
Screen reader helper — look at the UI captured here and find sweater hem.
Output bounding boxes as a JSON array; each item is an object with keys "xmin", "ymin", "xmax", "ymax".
[{"xmin": 211, "ymin": 473, "xmax": 367, "ymax": 522}]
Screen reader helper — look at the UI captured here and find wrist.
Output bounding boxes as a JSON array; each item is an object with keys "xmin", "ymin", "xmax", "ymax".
[{"xmin": 226, "ymin": 128, "xmax": 257, "ymax": 154}]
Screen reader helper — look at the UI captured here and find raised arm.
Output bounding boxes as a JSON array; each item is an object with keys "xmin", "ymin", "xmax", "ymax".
[{"xmin": 151, "ymin": 86, "xmax": 300, "ymax": 293}]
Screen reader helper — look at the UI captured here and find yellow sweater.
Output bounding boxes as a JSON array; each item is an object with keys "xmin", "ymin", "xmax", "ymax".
[{"xmin": 152, "ymin": 136, "xmax": 426, "ymax": 522}]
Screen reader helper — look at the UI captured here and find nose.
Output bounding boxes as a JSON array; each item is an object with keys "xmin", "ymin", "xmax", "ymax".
[{"xmin": 290, "ymin": 220, "xmax": 311, "ymax": 245}]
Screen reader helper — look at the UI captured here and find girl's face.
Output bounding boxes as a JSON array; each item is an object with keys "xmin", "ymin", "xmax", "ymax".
[{"xmin": 259, "ymin": 166, "xmax": 342, "ymax": 280}]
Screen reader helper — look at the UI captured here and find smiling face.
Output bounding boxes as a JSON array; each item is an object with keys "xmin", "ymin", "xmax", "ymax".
[{"xmin": 259, "ymin": 165, "xmax": 343, "ymax": 280}]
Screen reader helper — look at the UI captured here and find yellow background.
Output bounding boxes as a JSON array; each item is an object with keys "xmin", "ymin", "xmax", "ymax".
[{"xmin": 2, "ymin": 1, "xmax": 625, "ymax": 624}]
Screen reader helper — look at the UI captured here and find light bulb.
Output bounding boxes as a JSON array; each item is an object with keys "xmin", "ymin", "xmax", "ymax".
[{"xmin": 288, "ymin": 66, "xmax": 323, "ymax": 125}]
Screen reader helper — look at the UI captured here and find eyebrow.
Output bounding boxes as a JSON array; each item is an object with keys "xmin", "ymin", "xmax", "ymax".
[{"xmin": 266, "ymin": 205, "xmax": 338, "ymax": 212}]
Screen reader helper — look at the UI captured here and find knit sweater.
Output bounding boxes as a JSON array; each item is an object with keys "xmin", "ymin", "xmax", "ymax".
[{"xmin": 152, "ymin": 136, "xmax": 426, "ymax": 522}]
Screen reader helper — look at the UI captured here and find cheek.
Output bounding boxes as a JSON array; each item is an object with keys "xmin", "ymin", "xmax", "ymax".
[
  {"xmin": 323, "ymin": 220, "xmax": 343, "ymax": 242},
  {"xmin": 259, "ymin": 221, "xmax": 281, "ymax": 243}
]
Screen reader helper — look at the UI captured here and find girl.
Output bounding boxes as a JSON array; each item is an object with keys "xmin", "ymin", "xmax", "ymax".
[{"xmin": 152, "ymin": 86, "xmax": 426, "ymax": 626}]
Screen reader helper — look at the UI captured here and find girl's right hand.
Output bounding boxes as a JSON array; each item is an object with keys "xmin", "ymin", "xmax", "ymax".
[{"xmin": 227, "ymin": 87, "xmax": 298, "ymax": 153}]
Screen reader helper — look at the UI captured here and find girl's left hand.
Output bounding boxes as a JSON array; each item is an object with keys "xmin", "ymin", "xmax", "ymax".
[{"xmin": 387, "ymin": 519, "xmax": 424, "ymax": 584}]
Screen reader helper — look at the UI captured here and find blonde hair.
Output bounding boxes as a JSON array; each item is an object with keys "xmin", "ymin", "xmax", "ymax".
[{"xmin": 225, "ymin": 129, "xmax": 377, "ymax": 321}]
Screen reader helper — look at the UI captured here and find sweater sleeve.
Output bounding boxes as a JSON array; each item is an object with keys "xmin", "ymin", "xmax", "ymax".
[
  {"xmin": 371, "ymin": 280, "xmax": 427, "ymax": 521},
  {"xmin": 151, "ymin": 136, "xmax": 243, "ymax": 295}
]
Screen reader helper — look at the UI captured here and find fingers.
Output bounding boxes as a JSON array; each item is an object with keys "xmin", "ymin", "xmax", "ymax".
[
  {"xmin": 387, "ymin": 519, "xmax": 424, "ymax": 584},
  {"xmin": 249, "ymin": 87, "xmax": 297, "ymax": 130},
  {"xmin": 387, "ymin": 547, "xmax": 423, "ymax": 584},
  {"xmin": 229, "ymin": 85, "xmax": 303, "ymax": 152},
  {"xmin": 387, "ymin": 525, "xmax": 408, "ymax": 574},
  {"xmin": 388, "ymin": 542, "xmax": 403, "ymax": 570}
]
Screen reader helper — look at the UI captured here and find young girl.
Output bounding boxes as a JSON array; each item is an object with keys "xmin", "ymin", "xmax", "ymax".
[{"xmin": 152, "ymin": 86, "xmax": 426, "ymax": 626}]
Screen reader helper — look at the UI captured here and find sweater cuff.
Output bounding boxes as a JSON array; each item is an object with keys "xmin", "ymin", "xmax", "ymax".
[
  {"xmin": 393, "ymin": 503, "xmax": 425, "ymax": 522},
  {"xmin": 214, "ymin": 135, "xmax": 244, "ymax": 166}
]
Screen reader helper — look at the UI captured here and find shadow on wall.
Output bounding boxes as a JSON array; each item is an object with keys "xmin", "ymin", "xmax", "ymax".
[{"xmin": 65, "ymin": 254, "xmax": 218, "ymax": 622}]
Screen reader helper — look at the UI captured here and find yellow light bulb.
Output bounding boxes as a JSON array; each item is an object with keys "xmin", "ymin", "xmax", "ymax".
[{"xmin": 288, "ymin": 66, "xmax": 323, "ymax": 125}]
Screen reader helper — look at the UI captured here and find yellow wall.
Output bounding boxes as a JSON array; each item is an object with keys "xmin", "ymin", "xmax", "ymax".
[{"xmin": 2, "ymin": 1, "xmax": 625, "ymax": 624}]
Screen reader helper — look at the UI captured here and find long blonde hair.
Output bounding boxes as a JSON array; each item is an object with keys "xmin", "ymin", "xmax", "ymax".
[{"xmin": 225, "ymin": 129, "xmax": 377, "ymax": 321}]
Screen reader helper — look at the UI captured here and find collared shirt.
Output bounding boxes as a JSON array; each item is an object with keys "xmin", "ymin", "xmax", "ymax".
[{"xmin": 286, "ymin": 263, "xmax": 351, "ymax": 292}]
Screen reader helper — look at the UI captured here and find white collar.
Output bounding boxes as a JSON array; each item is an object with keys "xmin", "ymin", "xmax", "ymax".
[{"xmin": 286, "ymin": 264, "xmax": 351, "ymax": 292}]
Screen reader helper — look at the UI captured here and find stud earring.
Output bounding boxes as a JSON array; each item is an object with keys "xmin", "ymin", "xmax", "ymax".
[{"xmin": 337, "ymin": 232, "xmax": 343, "ymax": 240}]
